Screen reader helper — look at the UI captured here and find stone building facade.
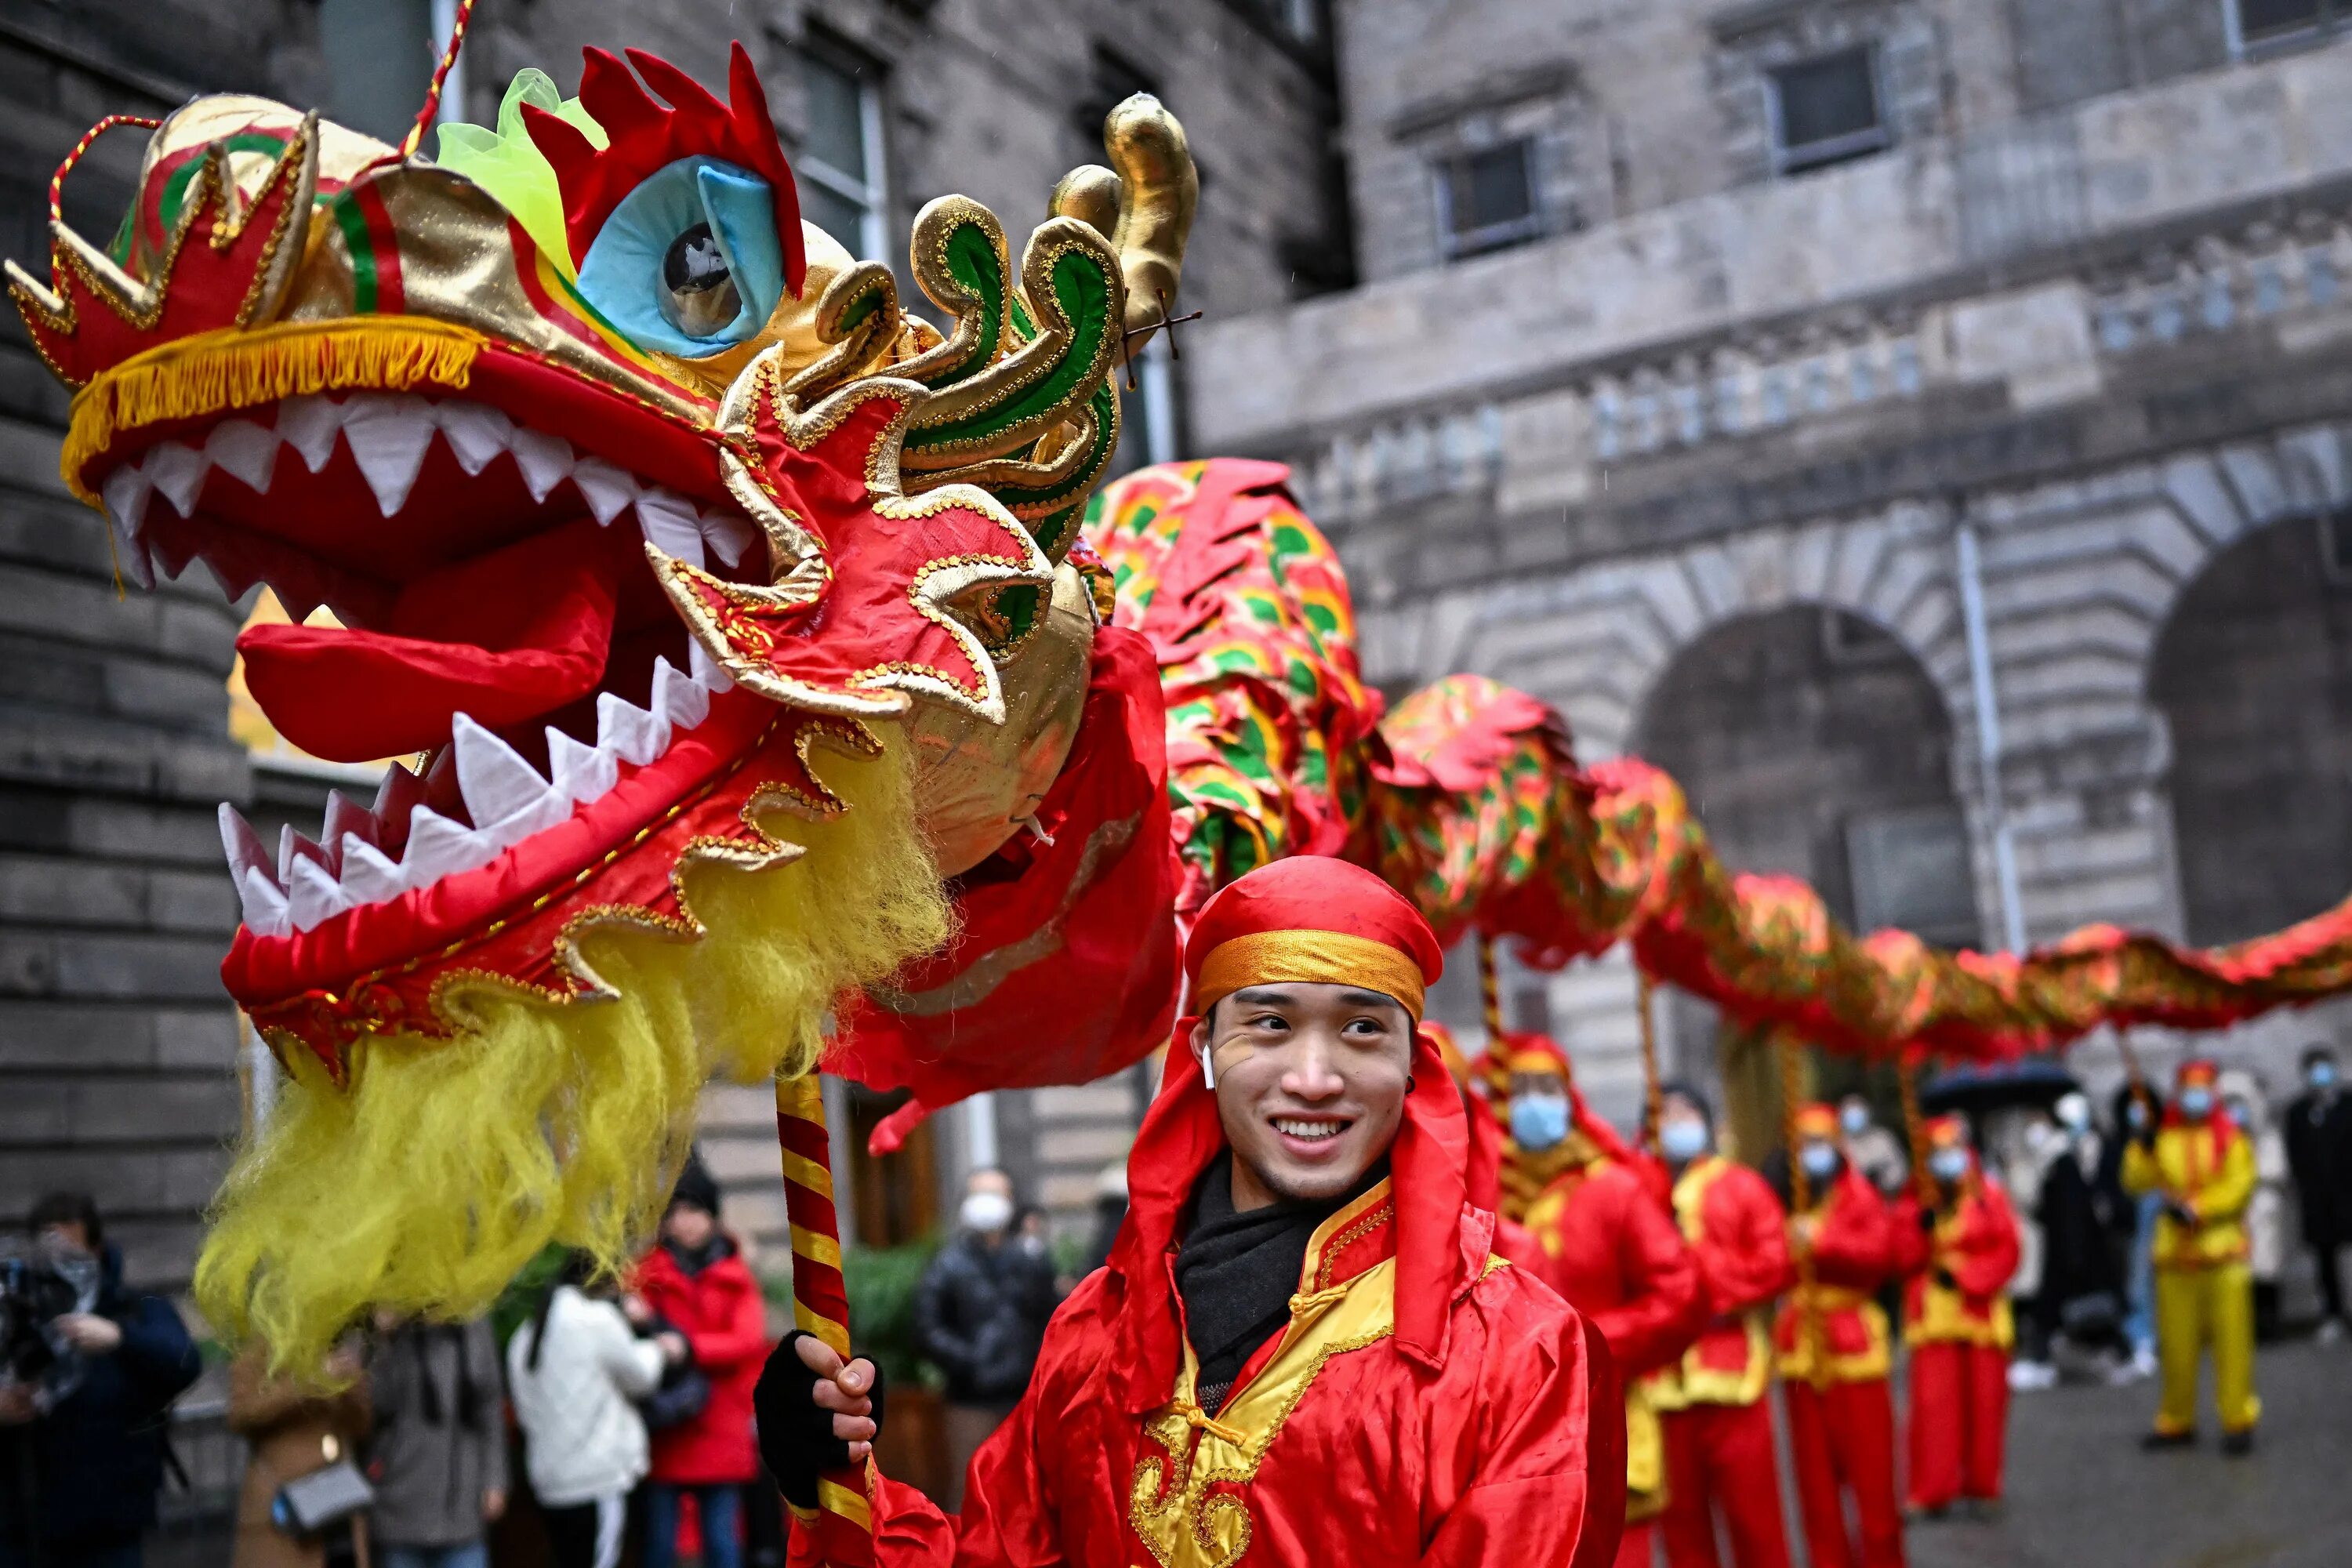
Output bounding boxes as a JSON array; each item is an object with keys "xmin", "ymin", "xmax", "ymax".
[
  {"xmin": 0, "ymin": 0, "xmax": 1345, "ymax": 1287},
  {"xmin": 1193, "ymin": 1, "xmax": 2352, "ymax": 1127}
]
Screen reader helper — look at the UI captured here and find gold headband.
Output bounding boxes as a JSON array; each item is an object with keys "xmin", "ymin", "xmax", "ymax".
[{"xmin": 1194, "ymin": 930, "xmax": 1426, "ymax": 1021}]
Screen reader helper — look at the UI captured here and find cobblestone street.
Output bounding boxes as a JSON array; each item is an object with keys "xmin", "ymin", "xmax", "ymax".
[{"xmin": 1903, "ymin": 1339, "xmax": 2352, "ymax": 1568}]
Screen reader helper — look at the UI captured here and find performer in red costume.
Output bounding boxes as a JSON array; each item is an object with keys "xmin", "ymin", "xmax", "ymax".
[
  {"xmin": 1892, "ymin": 1114, "xmax": 2020, "ymax": 1519},
  {"xmin": 1774, "ymin": 1104, "xmax": 1904, "ymax": 1568},
  {"xmin": 1501, "ymin": 1036, "xmax": 1706, "ymax": 1568},
  {"xmin": 1425, "ymin": 1022, "xmax": 1540, "ymax": 1269},
  {"xmin": 757, "ymin": 857, "xmax": 1626, "ymax": 1566},
  {"xmin": 1648, "ymin": 1083, "xmax": 1795, "ymax": 1568}
]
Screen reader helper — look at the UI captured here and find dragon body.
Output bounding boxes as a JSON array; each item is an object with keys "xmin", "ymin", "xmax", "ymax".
[{"xmin": 12, "ymin": 47, "xmax": 2352, "ymax": 1385}]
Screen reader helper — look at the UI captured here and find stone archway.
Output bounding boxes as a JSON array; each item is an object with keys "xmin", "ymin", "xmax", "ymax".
[
  {"xmin": 1631, "ymin": 604, "xmax": 1973, "ymax": 1156},
  {"xmin": 2152, "ymin": 510, "xmax": 2352, "ymax": 946}
]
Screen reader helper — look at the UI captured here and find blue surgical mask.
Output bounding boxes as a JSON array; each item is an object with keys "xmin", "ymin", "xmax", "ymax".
[
  {"xmin": 2312, "ymin": 1062, "xmax": 2338, "ymax": 1090},
  {"xmin": 1799, "ymin": 1142, "xmax": 1838, "ymax": 1179},
  {"xmin": 2126, "ymin": 1098, "xmax": 2151, "ymax": 1130},
  {"xmin": 2178, "ymin": 1087, "xmax": 2214, "ymax": 1120},
  {"xmin": 1839, "ymin": 1104, "xmax": 1871, "ymax": 1137},
  {"xmin": 1928, "ymin": 1148, "xmax": 1969, "ymax": 1183},
  {"xmin": 1660, "ymin": 1120, "xmax": 1709, "ymax": 1163},
  {"xmin": 1510, "ymin": 1095, "xmax": 1570, "ymax": 1152}
]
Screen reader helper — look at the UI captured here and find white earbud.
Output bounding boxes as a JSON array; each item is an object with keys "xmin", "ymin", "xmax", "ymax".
[{"xmin": 1196, "ymin": 1040, "xmax": 1217, "ymax": 1091}]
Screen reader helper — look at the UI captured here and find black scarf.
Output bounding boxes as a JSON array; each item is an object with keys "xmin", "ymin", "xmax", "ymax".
[{"xmin": 1174, "ymin": 1152, "xmax": 1388, "ymax": 1414}]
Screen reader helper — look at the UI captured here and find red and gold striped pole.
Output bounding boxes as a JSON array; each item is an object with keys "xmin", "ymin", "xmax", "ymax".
[
  {"xmin": 1476, "ymin": 931, "xmax": 1504, "ymax": 1042},
  {"xmin": 775, "ymin": 1070, "xmax": 875, "ymax": 1566}
]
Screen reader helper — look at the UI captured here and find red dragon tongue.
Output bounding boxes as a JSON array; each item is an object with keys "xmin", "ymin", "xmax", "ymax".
[{"xmin": 238, "ymin": 518, "xmax": 633, "ymax": 763}]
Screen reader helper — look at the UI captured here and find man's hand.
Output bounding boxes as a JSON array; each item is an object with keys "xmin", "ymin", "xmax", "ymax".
[
  {"xmin": 620, "ymin": 1293, "xmax": 654, "ymax": 1328},
  {"xmin": 753, "ymin": 1331, "xmax": 885, "ymax": 1509},
  {"xmin": 53, "ymin": 1314, "xmax": 122, "ymax": 1355},
  {"xmin": 483, "ymin": 1488, "xmax": 506, "ymax": 1523},
  {"xmin": 656, "ymin": 1330, "xmax": 690, "ymax": 1365},
  {"xmin": 1789, "ymin": 1214, "xmax": 1817, "ymax": 1249},
  {"xmin": 0, "ymin": 1385, "xmax": 34, "ymax": 1425},
  {"xmin": 2165, "ymin": 1198, "xmax": 2199, "ymax": 1229}
]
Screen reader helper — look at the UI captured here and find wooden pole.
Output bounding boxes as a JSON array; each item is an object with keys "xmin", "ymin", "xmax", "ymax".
[{"xmin": 1635, "ymin": 967, "xmax": 1664, "ymax": 1152}]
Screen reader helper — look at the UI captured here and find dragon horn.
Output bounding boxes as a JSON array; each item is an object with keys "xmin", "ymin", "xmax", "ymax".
[{"xmin": 1051, "ymin": 93, "xmax": 1197, "ymax": 361}]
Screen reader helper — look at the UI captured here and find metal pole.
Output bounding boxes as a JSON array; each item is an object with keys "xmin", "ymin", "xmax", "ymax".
[{"xmin": 1955, "ymin": 514, "xmax": 2027, "ymax": 953}]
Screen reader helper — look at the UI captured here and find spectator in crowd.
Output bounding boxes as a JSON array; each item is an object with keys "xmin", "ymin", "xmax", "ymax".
[
  {"xmin": 633, "ymin": 1152, "xmax": 769, "ymax": 1568},
  {"xmin": 2022, "ymin": 1092, "xmax": 2124, "ymax": 1385},
  {"xmin": 2284, "ymin": 1044, "xmax": 2352, "ymax": 1342},
  {"xmin": 1840, "ymin": 1094, "xmax": 1910, "ymax": 1200},
  {"xmin": 913, "ymin": 1167, "xmax": 1048, "ymax": 1508},
  {"xmin": 1079, "ymin": 1160, "xmax": 1127, "ymax": 1280},
  {"xmin": 227, "ymin": 1341, "xmax": 371, "ymax": 1568},
  {"xmin": 365, "ymin": 1314, "xmax": 508, "ymax": 1568},
  {"xmin": 2220, "ymin": 1070, "xmax": 2289, "ymax": 1341},
  {"xmin": 2102, "ymin": 1083, "xmax": 2162, "ymax": 1380},
  {"xmin": 508, "ymin": 1253, "xmax": 686, "ymax": 1568},
  {"xmin": 0, "ymin": 1192, "xmax": 202, "ymax": 1568}
]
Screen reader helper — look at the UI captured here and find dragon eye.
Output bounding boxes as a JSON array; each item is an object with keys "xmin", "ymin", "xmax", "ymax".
[{"xmin": 660, "ymin": 223, "xmax": 742, "ymax": 337}]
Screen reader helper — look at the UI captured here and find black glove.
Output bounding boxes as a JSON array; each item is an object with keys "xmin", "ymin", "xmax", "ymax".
[
  {"xmin": 2165, "ymin": 1199, "xmax": 2198, "ymax": 1229},
  {"xmin": 1933, "ymin": 1268, "xmax": 1958, "ymax": 1293},
  {"xmin": 753, "ymin": 1330, "xmax": 887, "ymax": 1508},
  {"xmin": 1915, "ymin": 1204, "xmax": 1939, "ymax": 1233}
]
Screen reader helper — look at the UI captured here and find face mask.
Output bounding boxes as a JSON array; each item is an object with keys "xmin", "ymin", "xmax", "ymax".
[
  {"xmin": 2178, "ymin": 1087, "xmax": 2214, "ymax": 1121},
  {"xmin": 2055, "ymin": 1094, "xmax": 2090, "ymax": 1133},
  {"xmin": 1510, "ymin": 1095, "xmax": 1570, "ymax": 1152},
  {"xmin": 1839, "ymin": 1104, "xmax": 1870, "ymax": 1137},
  {"xmin": 960, "ymin": 1192, "xmax": 1014, "ymax": 1233},
  {"xmin": 2312, "ymin": 1063, "xmax": 2338, "ymax": 1090},
  {"xmin": 1799, "ymin": 1142, "xmax": 1838, "ymax": 1179},
  {"xmin": 2126, "ymin": 1098, "xmax": 2150, "ymax": 1130},
  {"xmin": 1659, "ymin": 1119, "xmax": 1709, "ymax": 1163},
  {"xmin": 1928, "ymin": 1148, "xmax": 1969, "ymax": 1183}
]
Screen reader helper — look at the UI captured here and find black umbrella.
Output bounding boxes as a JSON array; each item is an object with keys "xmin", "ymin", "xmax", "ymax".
[{"xmin": 1918, "ymin": 1058, "xmax": 2080, "ymax": 1119}]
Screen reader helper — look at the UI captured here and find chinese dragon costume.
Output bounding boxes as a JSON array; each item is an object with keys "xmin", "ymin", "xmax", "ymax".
[{"xmin": 16, "ymin": 20, "xmax": 2352, "ymax": 1552}]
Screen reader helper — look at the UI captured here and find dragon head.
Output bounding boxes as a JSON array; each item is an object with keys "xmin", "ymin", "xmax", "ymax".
[{"xmin": 9, "ymin": 45, "xmax": 1194, "ymax": 1365}]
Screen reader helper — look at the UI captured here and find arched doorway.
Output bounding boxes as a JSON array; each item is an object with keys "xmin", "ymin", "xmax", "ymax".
[
  {"xmin": 2152, "ymin": 510, "xmax": 2352, "ymax": 946},
  {"xmin": 1632, "ymin": 606, "xmax": 1973, "ymax": 1159}
]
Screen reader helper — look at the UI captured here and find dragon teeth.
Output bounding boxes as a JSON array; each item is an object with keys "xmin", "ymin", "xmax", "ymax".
[
  {"xmin": 278, "ymin": 395, "xmax": 343, "ymax": 473},
  {"xmin": 236, "ymin": 865, "xmax": 291, "ymax": 937},
  {"xmin": 144, "ymin": 441, "xmax": 208, "ymax": 517},
  {"xmin": 451, "ymin": 713, "xmax": 551, "ymax": 828},
  {"xmin": 204, "ymin": 418, "xmax": 281, "ymax": 493},
  {"xmin": 342, "ymin": 394, "xmax": 437, "ymax": 517},
  {"xmin": 507, "ymin": 428, "xmax": 575, "ymax": 503},
  {"xmin": 214, "ymin": 655, "xmax": 734, "ymax": 935},
  {"xmin": 434, "ymin": 402, "xmax": 514, "ymax": 476}
]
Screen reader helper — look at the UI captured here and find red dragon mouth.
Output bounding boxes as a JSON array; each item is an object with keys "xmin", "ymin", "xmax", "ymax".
[{"xmin": 90, "ymin": 383, "xmax": 773, "ymax": 943}]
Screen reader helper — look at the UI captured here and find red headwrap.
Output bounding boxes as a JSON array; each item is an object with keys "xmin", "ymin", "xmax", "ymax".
[{"xmin": 1109, "ymin": 858, "xmax": 1472, "ymax": 1407}]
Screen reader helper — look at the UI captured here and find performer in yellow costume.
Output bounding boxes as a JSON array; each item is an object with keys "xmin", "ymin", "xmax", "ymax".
[{"xmin": 2122, "ymin": 1058, "xmax": 2259, "ymax": 1454}]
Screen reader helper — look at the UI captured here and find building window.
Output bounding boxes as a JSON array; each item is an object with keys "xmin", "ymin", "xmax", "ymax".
[
  {"xmin": 799, "ymin": 48, "xmax": 888, "ymax": 262},
  {"xmin": 1436, "ymin": 140, "xmax": 1541, "ymax": 260},
  {"xmin": 1846, "ymin": 805, "xmax": 1978, "ymax": 949},
  {"xmin": 1768, "ymin": 46, "xmax": 1889, "ymax": 176},
  {"xmin": 2229, "ymin": 0, "xmax": 2343, "ymax": 53}
]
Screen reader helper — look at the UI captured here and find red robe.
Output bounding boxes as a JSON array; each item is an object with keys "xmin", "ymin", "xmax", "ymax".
[
  {"xmin": 815, "ymin": 1030, "xmax": 1627, "ymax": 1567},
  {"xmin": 1774, "ymin": 1169, "xmax": 1903, "ymax": 1568},
  {"xmin": 1519, "ymin": 1152, "xmax": 1707, "ymax": 1568},
  {"xmin": 1650, "ymin": 1156, "xmax": 1795, "ymax": 1568},
  {"xmin": 1891, "ymin": 1172, "xmax": 2020, "ymax": 1508}
]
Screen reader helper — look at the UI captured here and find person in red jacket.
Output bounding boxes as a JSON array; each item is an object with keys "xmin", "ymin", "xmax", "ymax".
[
  {"xmin": 1649, "ymin": 1083, "xmax": 1795, "ymax": 1568},
  {"xmin": 632, "ymin": 1152, "xmax": 773, "ymax": 1568},
  {"xmin": 757, "ymin": 856, "xmax": 1626, "ymax": 1567},
  {"xmin": 1774, "ymin": 1104, "xmax": 1904, "ymax": 1568},
  {"xmin": 1502, "ymin": 1033, "xmax": 1707, "ymax": 1568},
  {"xmin": 1891, "ymin": 1114, "xmax": 2020, "ymax": 1519}
]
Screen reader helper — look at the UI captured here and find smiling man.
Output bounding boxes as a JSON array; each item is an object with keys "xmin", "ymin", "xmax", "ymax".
[{"xmin": 757, "ymin": 856, "xmax": 1624, "ymax": 1566}]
